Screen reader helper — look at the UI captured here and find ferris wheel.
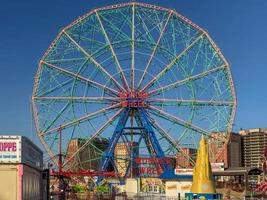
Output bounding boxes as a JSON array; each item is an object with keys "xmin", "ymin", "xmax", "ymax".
[{"xmin": 32, "ymin": 2, "xmax": 236, "ymax": 180}]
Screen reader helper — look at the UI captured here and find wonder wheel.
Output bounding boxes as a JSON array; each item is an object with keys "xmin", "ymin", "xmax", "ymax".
[{"xmin": 32, "ymin": 2, "xmax": 236, "ymax": 181}]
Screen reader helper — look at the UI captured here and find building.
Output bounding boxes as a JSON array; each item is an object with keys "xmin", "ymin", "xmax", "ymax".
[
  {"xmin": 207, "ymin": 132, "xmax": 242, "ymax": 169},
  {"xmin": 176, "ymin": 148, "xmax": 197, "ymax": 168},
  {"xmin": 240, "ymin": 128, "xmax": 267, "ymax": 168},
  {"xmin": 228, "ymin": 133, "xmax": 242, "ymax": 167},
  {"xmin": 66, "ymin": 137, "xmax": 109, "ymax": 172},
  {"xmin": 114, "ymin": 142, "xmax": 138, "ymax": 177}
]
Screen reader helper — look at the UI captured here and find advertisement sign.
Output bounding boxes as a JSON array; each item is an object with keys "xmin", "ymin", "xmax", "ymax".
[
  {"xmin": 175, "ymin": 168, "xmax": 194, "ymax": 175},
  {"xmin": 119, "ymin": 91, "xmax": 149, "ymax": 108},
  {"xmin": 136, "ymin": 157, "xmax": 172, "ymax": 177},
  {"xmin": 140, "ymin": 178, "xmax": 165, "ymax": 193},
  {"xmin": 0, "ymin": 138, "xmax": 20, "ymax": 162},
  {"xmin": 141, "ymin": 178, "xmax": 162, "ymax": 186}
]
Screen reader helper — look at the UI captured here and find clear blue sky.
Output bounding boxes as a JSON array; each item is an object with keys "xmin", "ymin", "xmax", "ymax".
[{"xmin": 0, "ymin": 0, "xmax": 267, "ymax": 145}]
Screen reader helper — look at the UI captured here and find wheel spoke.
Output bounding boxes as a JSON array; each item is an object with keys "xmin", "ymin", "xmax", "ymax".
[
  {"xmin": 41, "ymin": 101, "xmax": 70, "ymax": 134},
  {"xmin": 147, "ymin": 105, "xmax": 224, "ymax": 141},
  {"xmin": 96, "ymin": 11, "xmax": 130, "ymax": 91},
  {"xmin": 63, "ymin": 108, "xmax": 123, "ymax": 167},
  {"xmin": 39, "ymin": 135, "xmax": 59, "ymax": 167},
  {"xmin": 146, "ymin": 111, "xmax": 195, "ymax": 166},
  {"xmin": 148, "ymin": 98, "xmax": 234, "ymax": 106},
  {"xmin": 39, "ymin": 57, "xmax": 92, "ymax": 97},
  {"xmin": 141, "ymin": 33, "xmax": 205, "ymax": 92},
  {"xmin": 32, "ymin": 99, "xmax": 41, "ymax": 135},
  {"xmin": 42, "ymin": 61, "xmax": 119, "ymax": 96},
  {"xmin": 137, "ymin": 11, "xmax": 173, "ymax": 89},
  {"xmin": 39, "ymin": 78, "xmax": 74, "ymax": 97},
  {"xmin": 63, "ymin": 30, "xmax": 126, "ymax": 92},
  {"xmin": 33, "ymin": 96, "xmax": 119, "ymax": 104},
  {"xmin": 40, "ymin": 103, "xmax": 121, "ymax": 136},
  {"xmin": 148, "ymin": 64, "xmax": 227, "ymax": 97},
  {"xmin": 131, "ymin": 4, "xmax": 135, "ymax": 90}
]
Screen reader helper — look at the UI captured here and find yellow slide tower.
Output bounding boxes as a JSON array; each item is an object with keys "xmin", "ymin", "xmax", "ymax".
[
  {"xmin": 185, "ymin": 135, "xmax": 221, "ymax": 199},
  {"xmin": 190, "ymin": 135, "xmax": 216, "ymax": 193}
]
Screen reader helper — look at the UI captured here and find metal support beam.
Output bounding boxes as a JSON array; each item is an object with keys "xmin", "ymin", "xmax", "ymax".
[{"xmin": 97, "ymin": 108, "xmax": 171, "ymax": 184}]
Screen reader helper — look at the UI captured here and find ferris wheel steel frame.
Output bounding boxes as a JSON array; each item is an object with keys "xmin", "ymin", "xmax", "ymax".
[{"xmin": 32, "ymin": 2, "xmax": 236, "ymax": 180}]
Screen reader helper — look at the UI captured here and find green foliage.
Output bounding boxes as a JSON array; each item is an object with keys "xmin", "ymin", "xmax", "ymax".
[
  {"xmin": 72, "ymin": 184, "xmax": 86, "ymax": 193},
  {"xmin": 96, "ymin": 185, "xmax": 110, "ymax": 193}
]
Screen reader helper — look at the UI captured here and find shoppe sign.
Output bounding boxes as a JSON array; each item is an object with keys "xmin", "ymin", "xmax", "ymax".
[{"xmin": 0, "ymin": 138, "xmax": 20, "ymax": 162}]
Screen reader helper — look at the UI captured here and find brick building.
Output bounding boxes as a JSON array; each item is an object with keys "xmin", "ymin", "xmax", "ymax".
[
  {"xmin": 207, "ymin": 132, "xmax": 242, "ymax": 168},
  {"xmin": 66, "ymin": 137, "xmax": 109, "ymax": 171},
  {"xmin": 176, "ymin": 148, "xmax": 197, "ymax": 168}
]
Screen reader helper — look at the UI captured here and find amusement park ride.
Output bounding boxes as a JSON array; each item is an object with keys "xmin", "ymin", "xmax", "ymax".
[{"xmin": 32, "ymin": 0, "xmax": 236, "ymax": 190}]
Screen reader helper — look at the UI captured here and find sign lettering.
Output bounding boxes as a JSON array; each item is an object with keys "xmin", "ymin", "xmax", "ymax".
[{"xmin": 0, "ymin": 142, "xmax": 17, "ymax": 152}]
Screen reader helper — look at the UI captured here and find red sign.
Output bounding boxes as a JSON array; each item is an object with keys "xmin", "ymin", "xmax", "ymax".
[
  {"xmin": 136, "ymin": 157, "xmax": 171, "ymax": 176},
  {"xmin": 121, "ymin": 100, "xmax": 148, "ymax": 108},
  {"xmin": 139, "ymin": 167, "xmax": 163, "ymax": 176},
  {"xmin": 119, "ymin": 91, "xmax": 149, "ymax": 99},
  {"xmin": 0, "ymin": 142, "xmax": 17, "ymax": 152},
  {"xmin": 119, "ymin": 91, "xmax": 149, "ymax": 108}
]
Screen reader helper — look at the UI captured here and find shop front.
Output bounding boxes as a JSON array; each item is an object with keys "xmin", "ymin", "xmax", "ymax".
[{"xmin": 140, "ymin": 178, "xmax": 165, "ymax": 193}]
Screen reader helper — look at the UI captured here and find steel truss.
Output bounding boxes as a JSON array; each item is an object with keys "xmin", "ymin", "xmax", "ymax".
[{"xmin": 97, "ymin": 108, "xmax": 171, "ymax": 184}]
